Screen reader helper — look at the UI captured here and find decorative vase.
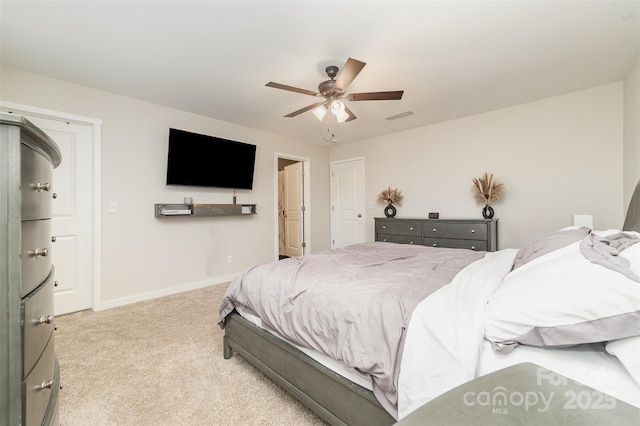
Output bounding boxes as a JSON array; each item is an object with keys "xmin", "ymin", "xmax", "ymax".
[
  {"xmin": 482, "ymin": 204, "xmax": 494, "ymax": 219},
  {"xmin": 384, "ymin": 204, "xmax": 397, "ymax": 218}
]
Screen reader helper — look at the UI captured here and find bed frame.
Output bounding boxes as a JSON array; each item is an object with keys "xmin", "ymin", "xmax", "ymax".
[
  {"xmin": 223, "ymin": 311, "xmax": 395, "ymax": 426},
  {"xmin": 223, "ymin": 179, "xmax": 640, "ymax": 426}
]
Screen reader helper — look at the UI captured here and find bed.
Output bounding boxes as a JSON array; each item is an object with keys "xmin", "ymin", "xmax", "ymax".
[{"xmin": 218, "ymin": 181, "xmax": 640, "ymax": 425}]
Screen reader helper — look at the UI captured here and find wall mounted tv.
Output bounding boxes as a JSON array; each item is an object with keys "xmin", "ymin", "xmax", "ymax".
[{"xmin": 166, "ymin": 128, "xmax": 256, "ymax": 190}]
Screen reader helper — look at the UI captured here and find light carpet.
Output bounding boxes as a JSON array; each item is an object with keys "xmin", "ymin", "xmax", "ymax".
[{"xmin": 55, "ymin": 283, "xmax": 326, "ymax": 426}]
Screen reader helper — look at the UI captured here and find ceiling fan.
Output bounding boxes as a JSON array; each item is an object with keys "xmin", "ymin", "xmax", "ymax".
[{"xmin": 266, "ymin": 57, "xmax": 404, "ymax": 123}]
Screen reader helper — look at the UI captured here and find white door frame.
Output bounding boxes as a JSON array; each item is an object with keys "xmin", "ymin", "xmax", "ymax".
[
  {"xmin": 274, "ymin": 153, "xmax": 311, "ymax": 260},
  {"xmin": 1, "ymin": 101, "xmax": 102, "ymax": 311}
]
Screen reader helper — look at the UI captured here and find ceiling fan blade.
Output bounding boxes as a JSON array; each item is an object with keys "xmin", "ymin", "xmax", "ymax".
[
  {"xmin": 284, "ymin": 101, "xmax": 327, "ymax": 118},
  {"xmin": 343, "ymin": 104, "xmax": 357, "ymax": 122},
  {"xmin": 266, "ymin": 82, "xmax": 322, "ymax": 97},
  {"xmin": 346, "ymin": 91, "xmax": 404, "ymax": 101},
  {"xmin": 334, "ymin": 58, "xmax": 366, "ymax": 92}
]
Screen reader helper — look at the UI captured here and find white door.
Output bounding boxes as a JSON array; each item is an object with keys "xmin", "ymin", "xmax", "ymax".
[
  {"xmin": 277, "ymin": 170, "xmax": 286, "ymax": 256},
  {"xmin": 24, "ymin": 115, "xmax": 94, "ymax": 315},
  {"xmin": 330, "ymin": 158, "xmax": 365, "ymax": 248},
  {"xmin": 284, "ymin": 162, "xmax": 304, "ymax": 257}
]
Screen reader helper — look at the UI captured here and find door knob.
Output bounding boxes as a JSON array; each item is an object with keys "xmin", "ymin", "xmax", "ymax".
[
  {"xmin": 357, "ymin": 214, "xmax": 362, "ymax": 218},
  {"xmin": 35, "ymin": 182, "xmax": 51, "ymax": 192},
  {"xmin": 33, "ymin": 248, "xmax": 48, "ymax": 258}
]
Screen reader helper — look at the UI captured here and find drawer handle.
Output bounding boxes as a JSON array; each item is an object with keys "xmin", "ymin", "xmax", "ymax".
[
  {"xmin": 432, "ymin": 243, "xmax": 437, "ymax": 247},
  {"xmin": 33, "ymin": 248, "xmax": 49, "ymax": 258},
  {"xmin": 432, "ymin": 228, "xmax": 437, "ymax": 232},
  {"xmin": 382, "ymin": 225, "xmax": 386, "ymax": 229},
  {"xmin": 471, "ymin": 246, "xmax": 476, "ymax": 250},
  {"xmin": 409, "ymin": 241, "xmax": 414, "ymax": 244},
  {"xmin": 53, "ymin": 192, "xmax": 58, "ymax": 199},
  {"xmin": 409, "ymin": 227, "xmax": 414, "ymax": 231},
  {"xmin": 35, "ymin": 182, "xmax": 51, "ymax": 192},
  {"xmin": 54, "ymin": 280, "xmax": 59, "ymax": 287},
  {"xmin": 383, "ymin": 239, "xmax": 387, "ymax": 242},
  {"xmin": 51, "ymin": 236, "xmax": 57, "ymax": 242},
  {"xmin": 39, "ymin": 379, "xmax": 54, "ymax": 391},
  {"xmin": 471, "ymin": 229, "xmax": 475, "ymax": 233},
  {"xmin": 38, "ymin": 315, "xmax": 54, "ymax": 325}
]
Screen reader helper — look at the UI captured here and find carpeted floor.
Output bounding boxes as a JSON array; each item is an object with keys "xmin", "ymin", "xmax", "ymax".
[{"xmin": 55, "ymin": 283, "xmax": 326, "ymax": 425}]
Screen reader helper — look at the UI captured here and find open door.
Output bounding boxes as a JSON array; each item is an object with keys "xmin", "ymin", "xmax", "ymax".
[
  {"xmin": 276, "ymin": 155, "xmax": 311, "ymax": 260},
  {"xmin": 283, "ymin": 162, "xmax": 304, "ymax": 257}
]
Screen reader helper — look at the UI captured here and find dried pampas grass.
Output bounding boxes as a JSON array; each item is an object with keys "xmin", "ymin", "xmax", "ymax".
[
  {"xmin": 378, "ymin": 186, "xmax": 404, "ymax": 205},
  {"xmin": 472, "ymin": 172, "xmax": 504, "ymax": 205}
]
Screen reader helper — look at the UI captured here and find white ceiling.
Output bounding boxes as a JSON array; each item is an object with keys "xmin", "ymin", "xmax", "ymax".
[{"xmin": 1, "ymin": 1, "xmax": 639, "ymax": 144}]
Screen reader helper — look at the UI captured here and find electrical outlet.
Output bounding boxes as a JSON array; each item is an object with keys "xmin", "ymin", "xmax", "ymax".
[{"xmin": 227, "ymin": 255, "xmax": 232, "ymax": 263}]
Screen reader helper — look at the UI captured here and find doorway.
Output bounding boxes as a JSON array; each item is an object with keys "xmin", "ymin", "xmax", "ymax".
[
  {"xmin": 275, "ymin": 154, "xmax": 311, "ymax": 259},
  {"xmin": 1, "ymin": 102, "xmax": 102, "ymax": 314},
  {"xmin": 330, "ymin": 157, "xmax": 366, "ymax": 248}
]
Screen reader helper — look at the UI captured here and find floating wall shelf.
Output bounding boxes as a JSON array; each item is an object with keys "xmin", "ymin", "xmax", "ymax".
[{"xmin": 155, "ymin": 203, "xmax": 257, "ymax": 217}]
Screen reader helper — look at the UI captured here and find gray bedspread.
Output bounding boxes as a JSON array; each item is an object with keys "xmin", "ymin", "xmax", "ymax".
[{"xmin": 218, "ymin": 242, "xmax": 484, "ymax": 417}]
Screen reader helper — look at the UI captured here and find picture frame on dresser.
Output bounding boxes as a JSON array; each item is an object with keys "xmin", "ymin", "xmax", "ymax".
[{"xmin": 1, "ymin": 112, "xmax": 62, "ymax": 426}]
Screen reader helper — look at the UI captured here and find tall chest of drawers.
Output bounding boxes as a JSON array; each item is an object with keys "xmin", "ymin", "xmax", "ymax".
[
  {"xmin": 375, "ymin": 217, "xmax": 498, "ymax": 251},
  {"xmin": 1, "ymin": 113, "xmax": 62, "ymax": 426}
]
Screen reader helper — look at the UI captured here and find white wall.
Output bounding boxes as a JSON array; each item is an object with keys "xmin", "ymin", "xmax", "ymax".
[
  {"xmin": 624, "ymin": 54, "xmax": 640, "ymax": 209},
  {"xmin": 330, "ymin": 83, "xmax": 624, "ymax": 249},
  {"xmin": 0, "ymin": 65, "xmax": 331, "ymax": 308}
]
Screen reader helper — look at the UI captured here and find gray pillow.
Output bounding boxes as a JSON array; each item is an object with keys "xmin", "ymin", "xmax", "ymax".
[{"xmin": 512, "ymin": 227, "xmax": 591, "ymax": 270}]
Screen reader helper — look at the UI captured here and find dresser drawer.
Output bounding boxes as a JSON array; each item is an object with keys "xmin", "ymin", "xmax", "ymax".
[
  {"xmin": 23, "ymin": 273, "xmax": 55, "ymax": 378},
  {"xmin": 21, "ymin": 144, "xmax": 54, "ymax": 221},
  {"xmin": 423, "ymin": 237, "xmax": 488, "ymax": 251},
  {"xmin": 377, "ymin": 233, "xmax": 421, "ymax": 245},
  {"xmin": 423, "ymin": 222, "xmax": 487, "ymax": 241},
  {"xmin": 21, "ymin": 219, "xmax": 52, "ymax": 297},
  {"xmin": 23, "ymin": 333, "xmax": 56, "ymax": 426},
  {"xmin": 375, "ymin": 220, "xmax": 421, "ymax": 237}
]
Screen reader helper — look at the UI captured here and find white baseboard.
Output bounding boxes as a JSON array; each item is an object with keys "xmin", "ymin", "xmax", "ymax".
[{"xmin": 93, "ymin": 274, "xmax": 235, "ymax": 311}]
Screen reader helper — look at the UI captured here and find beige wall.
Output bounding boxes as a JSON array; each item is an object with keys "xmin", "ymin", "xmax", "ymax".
[
  {"xmin": 330, "ymin": 83, "xmax": 624, "ymax": 249},
  {"xmin": 0, "ymin": 65, "xmax": 331, "ymax": 308},
  {"xmin": 1, "ymin": 64, "xmax": 632, "ymax": 307},
  {"xmin": 624, "ymin": 55, "xmax": 640, "ymax": 209}
]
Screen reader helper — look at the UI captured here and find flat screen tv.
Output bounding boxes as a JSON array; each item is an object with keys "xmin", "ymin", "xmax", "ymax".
[{"xmin": 166, "ymin": 128, "xmax": 256, "ymax": 190}]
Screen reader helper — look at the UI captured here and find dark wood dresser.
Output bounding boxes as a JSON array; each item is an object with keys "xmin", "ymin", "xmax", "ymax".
[
  {"xmin": 375, "ymin": 217, "xmax": 498, "ymax": 251},
  {"xmin": 1, "ymin": 113, "xmax": 62, "ymax": 426}
]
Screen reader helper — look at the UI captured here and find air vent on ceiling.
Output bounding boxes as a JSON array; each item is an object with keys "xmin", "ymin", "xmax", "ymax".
[{"xmin": 385, "ymin": 111, "xmax": 414, "ymax": 121}]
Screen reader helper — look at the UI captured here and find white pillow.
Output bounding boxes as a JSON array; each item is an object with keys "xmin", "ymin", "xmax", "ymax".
[
  {"xmin": 484, "ymin": 239, "xmax": 640, "ymax": 353},
  {"xmin": 606, "ymin": 336, "xmax": 640, "ymax": 387}
]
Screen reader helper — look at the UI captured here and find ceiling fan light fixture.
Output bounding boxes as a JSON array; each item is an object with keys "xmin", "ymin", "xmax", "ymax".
[
  {"xmin": 335, "ymin": 110, "xmax": 349, "ymax": 123},
  {"xmin": 331, "ymin": 100, "xmax": 345, "ymax": 115},
  {"xmin": 312, "ymin": 105, "xmax": 327, "ymax": 121},
  {"xmin": 266, "ymin": 58, "xmax": 404, "ymax": 126}
]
